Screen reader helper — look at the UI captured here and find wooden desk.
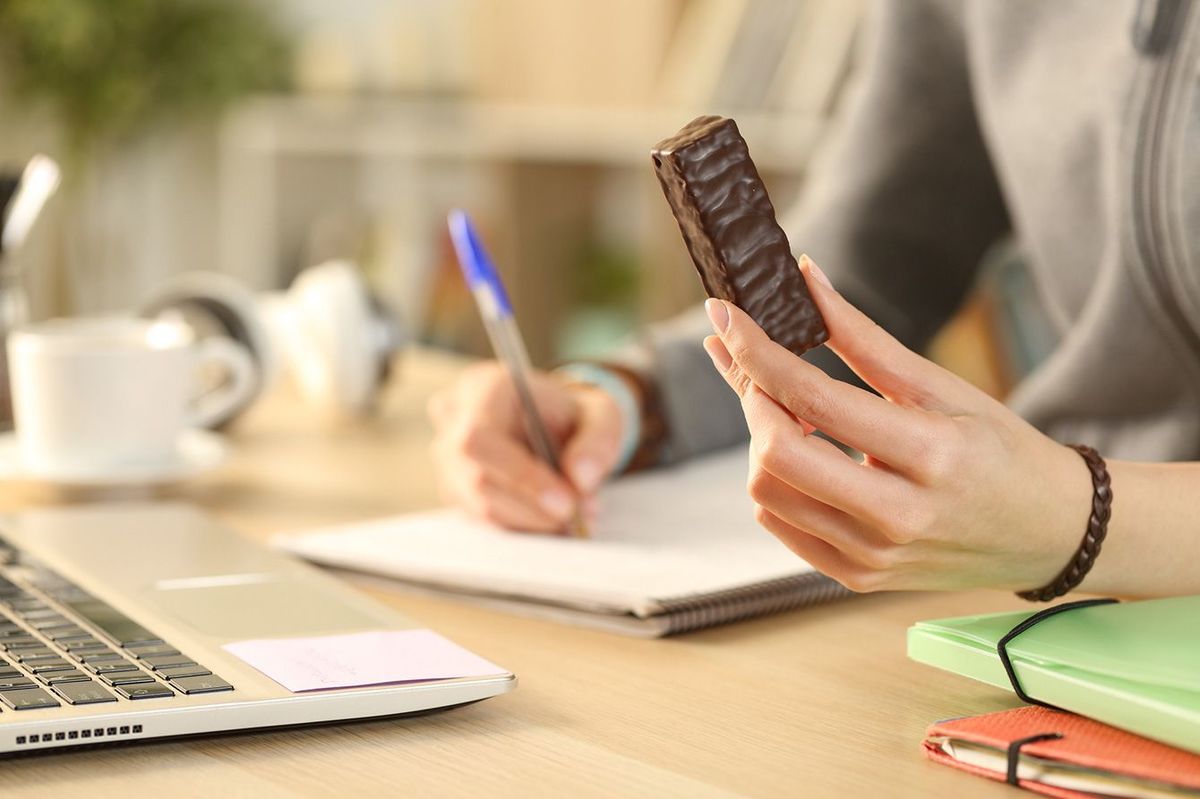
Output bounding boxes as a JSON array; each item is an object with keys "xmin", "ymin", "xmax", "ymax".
[{"xmin": 0, "ymin": 350, "xmax": 1031, "ymax": 798}]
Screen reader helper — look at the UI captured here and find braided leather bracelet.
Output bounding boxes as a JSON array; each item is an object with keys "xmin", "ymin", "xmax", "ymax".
[{"xmin": 1017, "ymin": 444, "xmax": 1113, "ymax": 602}]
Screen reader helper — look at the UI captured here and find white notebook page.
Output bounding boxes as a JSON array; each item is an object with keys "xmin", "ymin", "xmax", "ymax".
[{"xmin": 277, "ymin": 447, "xmax": 813, "ymax": 617}]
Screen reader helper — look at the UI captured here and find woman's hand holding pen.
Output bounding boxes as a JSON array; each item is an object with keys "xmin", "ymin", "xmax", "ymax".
[
  {"xmin": 428, "ymin": 365, "xmax": 624, "ymax": 533},
  {"xmin": 702, "ymin": 257, "xmax": 1092, "ymax": 594}
]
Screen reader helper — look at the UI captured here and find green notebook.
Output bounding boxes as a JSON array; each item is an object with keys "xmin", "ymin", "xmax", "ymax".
[{"xmin": 907, "ymin": 596, "xmax": 1200, "ymax": 754}]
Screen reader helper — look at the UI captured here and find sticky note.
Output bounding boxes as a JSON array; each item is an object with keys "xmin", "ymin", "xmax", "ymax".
[{"xmin": 223, "ymin": 629, "xmax": 508, "ymax": 693}]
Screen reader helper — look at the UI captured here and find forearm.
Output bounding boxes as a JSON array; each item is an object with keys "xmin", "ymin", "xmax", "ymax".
[
  {"xmin": 1079, "ymin": 460, "xmax": 1200, "ymax": 598},
  {"xmin": 605, "ymin": 297, "xmax": 885, "ymax": 468},
  {"xmin": 603, "ymin": 305, "xmax": 749, "ymax": 465}
]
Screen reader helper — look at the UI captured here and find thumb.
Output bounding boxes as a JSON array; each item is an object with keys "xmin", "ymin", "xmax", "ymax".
[
  {"xmin": 800, "ymin": 255, "xmax": 967, "ymax": 408},
  {"xmin": 561, "ymin": 388, "xmax": 625, "ymax": 494}
]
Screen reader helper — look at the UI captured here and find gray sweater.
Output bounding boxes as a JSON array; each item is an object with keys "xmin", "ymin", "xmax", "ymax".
[{"xmin": 629, "ymin": 0, "xmax": 1200, "ymax": 464}]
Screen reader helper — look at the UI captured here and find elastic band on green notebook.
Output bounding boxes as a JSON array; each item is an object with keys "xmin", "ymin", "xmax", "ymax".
[{"xmin": 996, "ymin": 597, "xmax": 1119, "ymax": 709}]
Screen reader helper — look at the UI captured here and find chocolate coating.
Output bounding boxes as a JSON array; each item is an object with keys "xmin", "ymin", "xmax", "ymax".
[{"xmin": 651, "ymin": 116, "xmax": 828, "ymax": 356}]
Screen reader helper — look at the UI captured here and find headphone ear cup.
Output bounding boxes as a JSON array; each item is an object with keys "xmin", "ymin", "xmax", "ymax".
[
  {"xmin": 139, "ymin": 272, "xmax": 272, "ymax": 428},
  {"xmin": 141, "ymin": 263, "xmax": 403, "ymax": 421},
  {"xmin": 282, "ymin": 261, "xmax": 404, "ymax": 414}
]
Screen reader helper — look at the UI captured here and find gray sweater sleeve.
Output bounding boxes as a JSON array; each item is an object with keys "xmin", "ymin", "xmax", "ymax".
[{"xmin": 622, "ymin": 0, "xmax": 1011, "ymax": 463}]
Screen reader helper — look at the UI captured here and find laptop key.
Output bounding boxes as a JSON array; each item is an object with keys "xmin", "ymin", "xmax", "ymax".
[
  {"xmin": 39, "ymin": 670, "xmax": 90, "ymax": 685},
  {"xmin": 54, "ymin": 681, "xmax": 117, "ymax": 705},
  {"xmin": 99, "ymin": 672, "xmax": 154, "ymax": 687},
  {"xmin": 171, "ymin": 675, "xmax": 233, "ymax": 695},
  {"xmin": 142, "ymin": 654, "xmax": 195, "ymax": 670},
  {"xmin": 1, "ymin": 638, "xmax": 43, "ymax": 650},
  {"xmin": 60, "ymin": 638, "xmax": 108, "ymax": 652},
  {"xmin": 30, "ymin": 617, "xmax": 74, "ymax": 631},
  {"xmin": 87, "ymin": 662, "xmax": 139, "ymax": 675},
  {"xmin": 0, "ymin": 667, "xmax": 20, "ymax": 679},
  {"xmin": 0, "ymin": 676, "xmax": 34, "ymax": 690},
  {"xmin": 158, "ymin": 665, "xmax": 211, "ymax": 680},
  {"xmin": 57, "ymin": 599, "xmax": 160, "ymax": 647},
  {"xmin": 115, "ymin": 682, "xmax": 174, "ymax": 700},
  {"xmin": 30, "ymin": 661, "xmax": 74, "ymax": 673},
  {"xmin": 128, "ymin": 643, "xmax": 179, "ymax": 658},
  {"xmin": 15, "ymin": 651, "xmax": 58, "ymax": 663},
  {"xmin": 47, "ymin": 627, "xmax": 92, "ymax": 641},
  {"xmin": 79, "ymin": 651, "xmax": 125, "ymax": 664},
  {"xmin": 20, "ymin": 608, "xmax": 61, "ymax": 620},
  {"xmin": 0, "ymin": 687, "xmax": 59, "ymax": 709},
  {"xmin": 5, "ymin": 597, "xmax": 45, "ymax": 611}
]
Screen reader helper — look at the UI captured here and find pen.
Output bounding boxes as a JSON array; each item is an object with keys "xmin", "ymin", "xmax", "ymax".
[{"xmin": 447, "ymin": 209, "xmax": 590, "ymax": 538}]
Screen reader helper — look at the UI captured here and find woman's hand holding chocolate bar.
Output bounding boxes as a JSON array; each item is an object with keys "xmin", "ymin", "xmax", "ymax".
[{"xmin": 702, "ymin": 256, "xmax": 1113, "ymax": 594}]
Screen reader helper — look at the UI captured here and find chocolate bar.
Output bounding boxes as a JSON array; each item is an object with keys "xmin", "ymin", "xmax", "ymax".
[{"xmin": 651, "ymin": 116, "xmax": 828, "ymax": 356}]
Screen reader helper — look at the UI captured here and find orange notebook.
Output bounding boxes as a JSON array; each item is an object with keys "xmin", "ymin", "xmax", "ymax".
[{"xmin": 924, "ymin": 706, "xmax": 1200, "ymax": 798}]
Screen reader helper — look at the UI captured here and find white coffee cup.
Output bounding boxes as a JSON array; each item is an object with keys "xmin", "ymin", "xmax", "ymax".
[{"xmin": 7, "ymin": 316, "xmax": 254, "ymax": 474}]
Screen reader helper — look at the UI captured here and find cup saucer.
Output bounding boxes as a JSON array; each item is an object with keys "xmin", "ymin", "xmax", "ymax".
[{"xmin": 0, "ymin": 429, "xmax": 229, "ymax": 488}]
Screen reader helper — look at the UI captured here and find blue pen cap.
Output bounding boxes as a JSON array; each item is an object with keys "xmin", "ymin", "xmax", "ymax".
[{"xmin": 447, "ymin": 209, "xmax": 513, "ymax": 317}]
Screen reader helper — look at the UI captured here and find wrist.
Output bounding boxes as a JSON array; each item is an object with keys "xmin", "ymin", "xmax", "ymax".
[
  {"xmin": 1006, "ymin": 440, "xmax": 1096, "ymax": 595},
  {"xmin": 1017, "ymin": 443, "xmax": 1113, "ymax": 601},
  {"xmin": 556, "ymin": 363, "xmax": 642, "ymax": 475},
  {"xmin": 552, "ymin": 362, "xmax": 667, "ymax": 472}
]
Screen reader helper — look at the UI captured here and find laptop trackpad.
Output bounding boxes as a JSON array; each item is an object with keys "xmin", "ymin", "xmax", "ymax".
[{"xmin": 149, "ymin": 578, "xmax": 383, "ymax": 641}]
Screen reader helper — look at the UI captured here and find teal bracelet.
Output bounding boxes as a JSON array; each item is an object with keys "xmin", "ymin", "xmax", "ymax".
[{"xmin": 555, "ymin": 363, "xmax": 641, "ymax": 476}]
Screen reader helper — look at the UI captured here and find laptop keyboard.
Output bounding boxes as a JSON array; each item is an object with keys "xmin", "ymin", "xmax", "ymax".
[{"xmin": 0, "ymin": 535, "xmax": 233, "ymax": 712}]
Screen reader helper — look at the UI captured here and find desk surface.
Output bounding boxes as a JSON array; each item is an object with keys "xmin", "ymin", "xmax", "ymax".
[{"xmin": 0, "ymin": 350, "xmax": 1031, "ymax": 798}]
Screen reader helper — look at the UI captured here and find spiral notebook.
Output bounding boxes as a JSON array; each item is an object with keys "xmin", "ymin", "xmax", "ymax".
[{"xmin": 275, "ymin": 447, "xmax": 852, "ymax": 637}]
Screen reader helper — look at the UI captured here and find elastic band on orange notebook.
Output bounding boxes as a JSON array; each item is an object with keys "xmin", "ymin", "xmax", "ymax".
[{"xmin": 1006, "ymin": 732, "xmax": 1063, "ymax": 785}]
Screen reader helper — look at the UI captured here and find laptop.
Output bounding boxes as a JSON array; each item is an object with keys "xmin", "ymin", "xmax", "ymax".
[{"xmin": 0, "ymin": 502, "xmax": 515, "ymax": 753}]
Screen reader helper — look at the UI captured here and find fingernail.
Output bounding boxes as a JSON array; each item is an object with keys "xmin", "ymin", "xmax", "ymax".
[
  {"xmin": 800, "ymin": 254, "xmax": 833, "ymax": 290},
  {"xmin": 572, "ymin": 458, "xmax": 603, "ymax": 493},
  {"xmin": 703, "ymin": 335, "xmax": 732, "ymax": 372},
  {"xmin": 705, "ymin": 298, "xmax": 730, "ymax": 333},
  {"xmin": 540, "ymin": 490, "xmax": 573, "ymax": 520}
]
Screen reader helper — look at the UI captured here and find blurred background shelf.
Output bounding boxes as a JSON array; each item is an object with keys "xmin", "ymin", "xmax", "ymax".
[
  {"xmin": 0, "ymin": 0, "xmax": 866, "ymax": 366},
  {"xmin": 221, "ymin": 98, "xmax": 826, "ymax": 167},
  {"xmin": 218, "ymin": 97, "xmax": 829, "ymax": 364},
  {"xmin": 1, "ymin": 0, "xmax": 1036, "ymax": 396}
]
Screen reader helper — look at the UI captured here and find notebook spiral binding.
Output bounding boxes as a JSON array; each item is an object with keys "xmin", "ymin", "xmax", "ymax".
[{"xmin": 656, "ymin": 573, "xmax": 854, "ymax": 634}]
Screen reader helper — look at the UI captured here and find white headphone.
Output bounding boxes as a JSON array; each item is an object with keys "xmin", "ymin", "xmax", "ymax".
[{"xmin": 140, "ymin": 261, "xmax": 405, "ymax": 427}]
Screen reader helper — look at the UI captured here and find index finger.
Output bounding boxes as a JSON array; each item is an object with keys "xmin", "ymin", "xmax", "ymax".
[{"xmin": 707, "ymin": 300, "xmax": 934, "ymax": 472}]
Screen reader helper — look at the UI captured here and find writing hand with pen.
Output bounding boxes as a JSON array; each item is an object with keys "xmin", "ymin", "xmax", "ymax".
[{"xmin": 428, "ymin": 365, "xmax": 623, "ymax": 534}]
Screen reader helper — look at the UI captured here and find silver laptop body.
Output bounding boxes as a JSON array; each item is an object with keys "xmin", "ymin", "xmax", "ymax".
[{"xmin": 0, "ymin": 503, "xmax": 515, "ymax": 753}]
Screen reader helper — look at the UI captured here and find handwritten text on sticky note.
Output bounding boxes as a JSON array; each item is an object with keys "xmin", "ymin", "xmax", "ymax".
[{"xmin": 223, "ymin": 629, "xmax": 508, "ymax": 693}]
